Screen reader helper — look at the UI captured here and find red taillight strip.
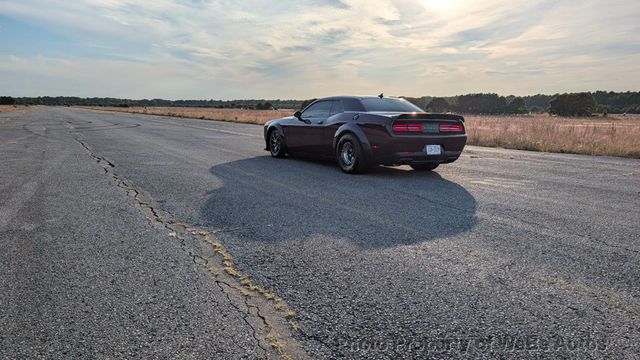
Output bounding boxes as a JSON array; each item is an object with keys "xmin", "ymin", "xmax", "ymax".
[
  {"xmin": 439, "ymin": 124, "xmax": 464, "ymax": 133},
  {"xmin": 393, "ymin": 123, "xmax": 424, "ymax": 133}
]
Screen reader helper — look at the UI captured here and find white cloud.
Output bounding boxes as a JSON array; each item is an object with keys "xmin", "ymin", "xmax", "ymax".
[
  {"xmin": 0, "ymin": 0, "xmax": 638, "ymax": 98},
  {"xmin": 441, "ymin": 48, "xmax": 459, "ymax": 55}
]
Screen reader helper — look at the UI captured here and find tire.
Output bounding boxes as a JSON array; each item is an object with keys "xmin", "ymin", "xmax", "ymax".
[
  {"xmin": 268, "ymin": 129, "xmax": 286, "ymax": 158},
  {"xmin": 336, "ymin": 134, "xmax": 370, "ymax": 174},
  {"xmin": 410, "ymin": 163, "xmax": 439, "ymax": 171}
]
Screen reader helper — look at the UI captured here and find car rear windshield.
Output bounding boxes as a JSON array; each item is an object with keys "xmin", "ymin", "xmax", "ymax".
[{"xmin": 360, "ymin": 98, "xmax": 423, "ymax": 112}]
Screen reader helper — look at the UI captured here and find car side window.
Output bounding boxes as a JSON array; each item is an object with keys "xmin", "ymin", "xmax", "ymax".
[
  {"xmin": 302, "ymin": 101, "xmax": 332, "ymax": 118},
  {"xmin": 331, "ymin": 100, "xmax": 344, "ymax": 115}
]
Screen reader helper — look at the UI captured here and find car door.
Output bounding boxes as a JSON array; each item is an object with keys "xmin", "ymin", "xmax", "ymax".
[
  {"xmin": 286, "ymin": 101, "xmax": 332, "ymax": 154},
  {"xmin": 319, "ymin": 100, "xmax": 345, "ymax": 156}
]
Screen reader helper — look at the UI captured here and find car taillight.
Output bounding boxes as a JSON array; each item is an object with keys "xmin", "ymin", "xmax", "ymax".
[
  {"xmin": 439, "ymin": 124, "xmax": 464, "ymax": 133},
  {"xmin": 392, "ymin": 123, "xmax": 423, "ymax": 133}
]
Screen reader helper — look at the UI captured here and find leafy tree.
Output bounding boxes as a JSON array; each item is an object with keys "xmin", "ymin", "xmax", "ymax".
[
  {"xmin": 0, "ymin": 96, "xmax": 16, "ymax": 105},
  {"xmin": 506, "ymin": 97, "xmax": 527, "ymax": 114},
  {"xmin": 592, "ymin": 90, "xmax": 640, "ymax": 113},
  {"xmin": 523, "ymin": 94, "xmax": 552, "ymax": 111},
  {"xmin": 529, "ymin": 105, "xmax": 546, "ymax": 113},
  {"xmin": 425, "ymin": 97, "xmax": 450, "ymax": 113},
  {"xmin": 8, "ymin": 91, "xmax": 640, "ymax": 114},
  {"xmin": 550, "ymin": 93, "xmax": 597, "ymax": 116},
  {"xmin": 455, "ymin": 93, "xmax": 507, "ymax": 114},
  {"xmin": 255, "ymin": 102, "xmax": 273, "ymax": 110}
]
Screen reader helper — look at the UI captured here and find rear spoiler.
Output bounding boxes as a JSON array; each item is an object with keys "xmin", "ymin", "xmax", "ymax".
[{"xmin": 396, "ymin": 113, "xmax": 465, "ymax": 122}]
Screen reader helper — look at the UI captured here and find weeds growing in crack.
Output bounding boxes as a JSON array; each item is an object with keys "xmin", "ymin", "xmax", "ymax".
[
  {"xmin": 268, "ymin": 334, "xmax": 294, "ymax": 360},
  {"xmin": 74, "ymin": 136, "xmax": 301, "ymax": 360},
  {"xmin": 215, "ymin": 280, "xmax": 270, "ymax": 358},
  {"xmin": 167, "ymin": 221, "xmax": 301, "ymax": 358}
]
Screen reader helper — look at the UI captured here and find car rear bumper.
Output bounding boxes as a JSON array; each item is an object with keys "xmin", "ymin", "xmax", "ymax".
[
  {"xmin": 374, "ymin": 150, "xmax": 463, "ymax": 165},
  {"xmin": 366, "ymin": 134, "xmax": 466, "ymax": 166}
]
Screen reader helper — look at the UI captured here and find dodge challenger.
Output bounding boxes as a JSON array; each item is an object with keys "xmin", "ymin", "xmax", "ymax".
[{"xmin": 264, "ymin": 95, "xmax": 466, "ymax": 174}]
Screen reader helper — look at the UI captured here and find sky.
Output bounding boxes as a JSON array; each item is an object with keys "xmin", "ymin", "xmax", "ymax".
[{"xmin": 0, "ymin": 0, "xmax": 639, "ymax": 100}]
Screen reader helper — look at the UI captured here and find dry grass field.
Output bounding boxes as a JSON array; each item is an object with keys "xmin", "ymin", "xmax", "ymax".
[
  {"xmin": 464, "ymin": 114, "xmax": 640, "ymax": 158},
  {"xmin": 0, "ymin": 105, "xmax": 31, "ymax": 113},
  {"xmin": 82, "ymin": 106, "xmax": 292, "ymax": 125},
  {"xmin": 81, "ymin": 106, "xmax": 640, "ymax": 158}
]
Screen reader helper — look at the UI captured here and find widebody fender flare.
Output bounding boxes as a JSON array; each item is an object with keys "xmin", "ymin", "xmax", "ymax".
[
  {"xmin": 264, "ymin": 123, "xmax": 285, "ymax": 150},
  {"xmin": 333, "ymin": 123, "xmax": 373, "ymax": 160}
]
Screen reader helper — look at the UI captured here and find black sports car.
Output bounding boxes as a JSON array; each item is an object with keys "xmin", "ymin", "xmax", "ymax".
[{"xmin": 263, "ymin": 95, "xmax": 466, "ymax": 173}]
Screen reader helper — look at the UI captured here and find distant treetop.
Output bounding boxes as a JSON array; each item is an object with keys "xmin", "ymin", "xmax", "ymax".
[{"xmin": 9, "ymin": 91, "xmax": 640, "ymax": 115}]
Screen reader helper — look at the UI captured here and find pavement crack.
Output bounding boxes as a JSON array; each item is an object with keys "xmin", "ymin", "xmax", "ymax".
[
  {"xmin": 169, "ymin": 221, "xmax": 302, "ymax": 360},
  {"xmin": 214, "ymin": 279, "xmax": 269, "ymax": 359},
  {"xmin": 73, "ymin": 136, "xmax": 305, "ymax": 360}
]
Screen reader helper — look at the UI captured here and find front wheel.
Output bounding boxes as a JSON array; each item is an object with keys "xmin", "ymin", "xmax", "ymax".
[
  {"xmin": 410, "ymin": 163, "xmax": 439, "ymax": 171},
  {"xmin": 336, "ymin": 134, "xmax": 370, "ymax": 174},
  {"xmin": 269, "ymin": 130, "xmax": 286, "ymax": 158}
]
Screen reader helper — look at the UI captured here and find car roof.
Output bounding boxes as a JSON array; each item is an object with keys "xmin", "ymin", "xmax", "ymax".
[
  {"xmin": 306, "ymin": 95, "xmax": 415, "ymax": 113},
  {"xmin": 317, "ymin": 95, "xmax": 405, "ymax": 101}
]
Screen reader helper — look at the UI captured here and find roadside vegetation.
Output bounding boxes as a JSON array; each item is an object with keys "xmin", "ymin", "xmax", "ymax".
[
  {"xmin": 8, "ymin": 91, "xmax": 640, "ymax": 114},
  {"xmin": 465, "ymin": 114, "xmax": 640, "ymax": 158},
  {"xmin": 0, "ymin": 105, "xmax": 30, "ymax": 113},
  {"xmin": 410, "ymin": 91, "xmax": 640, "ymax": 115},
  {"xmin": 82, "ymin": 106, "xmax": 640, "ymax": 158},
  {"xmin": 0, "ymin": 96, "xmax": 30, "ymax": 112},
  {"xmin": 82, "ymin": 106, "xmax": 292, "ymax": 124}
]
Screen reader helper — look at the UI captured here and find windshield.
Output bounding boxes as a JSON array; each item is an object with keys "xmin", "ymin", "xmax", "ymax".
[{"xmin": 360, "ymin": 98, "xmax": 423, "ymax": 112}]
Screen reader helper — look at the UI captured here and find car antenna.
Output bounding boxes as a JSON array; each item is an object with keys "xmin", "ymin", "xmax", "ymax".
[{"xmin": 378, "ymin": 92, "xmax": 384, "ymax": 98}]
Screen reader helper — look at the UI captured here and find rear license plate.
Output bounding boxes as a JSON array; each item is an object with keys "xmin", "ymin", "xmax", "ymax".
[{"xmin": 424, "ymin": 145, "xmax": 442, "ymax": 155}]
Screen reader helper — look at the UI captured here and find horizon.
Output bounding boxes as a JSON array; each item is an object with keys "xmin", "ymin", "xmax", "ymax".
[
  {"xmin": 1, "ymin": 1, "xmax": 639, "ymax": 100},
  {"xmin": 7, "ymin": 90, "xmax": 638, "ymax": 102}
]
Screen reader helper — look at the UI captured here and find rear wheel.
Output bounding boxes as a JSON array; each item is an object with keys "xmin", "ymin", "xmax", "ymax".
[
  {"xmin": 336, "ymin": 134, "xmax": 370, "ymax": 174},
  {"xmin": 410, "ymin": 163, "xmax": 439, "ymax": 171},
  {"xmin": 269, "ymin": 130, "xmax": 286, "ymax": 158}
]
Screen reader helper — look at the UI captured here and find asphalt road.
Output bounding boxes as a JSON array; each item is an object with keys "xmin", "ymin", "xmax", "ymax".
[{"xmin": 2, "ymin": 107, "xmax": 639, "ymax": 359}]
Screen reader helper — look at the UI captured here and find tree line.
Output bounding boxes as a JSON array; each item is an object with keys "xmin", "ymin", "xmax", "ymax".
[
  {"xmin": 2, "ymin": 91, "xmax": 639, "ymax": 116},
  {"xmin": 2, "ymin": 96, "xmax": 295, "ymax": 110},
  {"xmin": 405, "ymin": 91, "xmax": 640, "ymax": 115}
]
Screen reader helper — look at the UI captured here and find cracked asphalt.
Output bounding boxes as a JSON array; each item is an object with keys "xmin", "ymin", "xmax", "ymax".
[{"xmin": 2, "ymin": 107, "xmax": 639, "ymax": 359}]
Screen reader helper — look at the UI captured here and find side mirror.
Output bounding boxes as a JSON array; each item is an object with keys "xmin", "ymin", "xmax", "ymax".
[{"xmin": 294, "ymin": 110, "xmax": 302, "ymax": 120}]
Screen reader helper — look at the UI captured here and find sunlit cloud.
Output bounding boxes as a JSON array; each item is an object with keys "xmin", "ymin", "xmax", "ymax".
[{"xmin": 0, "ymin": 0, "xmax": 638, "ymax": 99}]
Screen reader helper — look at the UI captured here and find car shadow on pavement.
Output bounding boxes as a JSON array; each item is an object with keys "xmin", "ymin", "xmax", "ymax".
[{"xmin": 200, "ymin": 156, "xmax": 477, "ymax": 249}]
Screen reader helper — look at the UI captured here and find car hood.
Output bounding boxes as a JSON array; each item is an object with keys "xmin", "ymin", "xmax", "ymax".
[{"xmin": 265, "ymin": 116, "xmax": 296, "ymax": 125}]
